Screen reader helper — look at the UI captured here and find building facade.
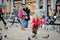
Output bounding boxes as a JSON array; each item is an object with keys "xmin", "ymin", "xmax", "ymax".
[
  {"xmin": 13, "ymin": 0, "xmax": 60, "ymax": 16},
  {"xmin": 0, "ymin": 0, "xmax": 60, "ymax": 17}
]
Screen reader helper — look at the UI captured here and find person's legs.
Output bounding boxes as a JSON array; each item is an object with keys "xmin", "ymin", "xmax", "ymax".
[
  {"xmin": 11, "ymin": 16, "xmax": 16, "ymax": 25},
  {"xmin": 19, "ymin": 18, "xmax": 25, "ymax": 30},
  {"xmin": 17, "ymin": 18, "xmax": 21, "ymax": 25},
  {"xmin": 24, "ymin": 21, "xmax": 28, "ymax": 28},
  {"xmin": 32, "ymin": 27, "xmax": 37, "ymax": 38},
  {"xmin": 0, "ymin": 16, "xmax": 8, "ymax": 29},
  {"xmin": 32, "ymin": 30, "xmax": 36, "ymax": 38},
  {"xmin": 0, "ymin": 16, "xmax": 6, "ymax": 25}
]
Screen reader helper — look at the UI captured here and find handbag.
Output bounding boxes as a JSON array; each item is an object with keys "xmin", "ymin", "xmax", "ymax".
[{"xmin": 25, "ymin": 15, "xmax": 28, "ymax": 20}]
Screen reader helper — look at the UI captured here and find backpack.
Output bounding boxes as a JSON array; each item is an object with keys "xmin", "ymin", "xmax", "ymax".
[{"xmin": 18, "ymin": 10, "xmax": 23, "ymax": 18}]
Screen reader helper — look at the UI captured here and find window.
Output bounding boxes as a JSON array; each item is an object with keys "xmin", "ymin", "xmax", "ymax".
[
  {"xmin": 7, "ymin": 0, "xmax": 8, "ymax": 1},
  {"xmin": 13, "ymin": 0, "xmax": 22, "ymax": 2},
  {"xmin": 40, "ymin": 0, "xmax": 43, "ymax": 9},
  {"xmin": 14, "ymin": 0, "xmax": 22, "ymax": 1},
  {"xmin": 7, "ymin": 0, "xmax": 11, "ymax": 2}
]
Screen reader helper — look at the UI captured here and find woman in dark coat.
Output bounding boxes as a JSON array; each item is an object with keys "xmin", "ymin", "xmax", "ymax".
[{"xmin": 23, "ymin": 7, "xmax": 30, "ymax": 28}]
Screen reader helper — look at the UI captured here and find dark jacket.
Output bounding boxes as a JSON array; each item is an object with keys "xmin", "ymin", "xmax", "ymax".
[
  {"xmin": 23, "ymin": 8, "xmax": 30, "ymax": 21},
  {"xmin": 0, "ymin": 9, "xmax": 3, "ymax": 16}
]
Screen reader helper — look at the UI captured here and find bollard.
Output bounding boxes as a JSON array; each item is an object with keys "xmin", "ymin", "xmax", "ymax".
[
  {"xmin": 4, "ymin": 35, "xmax": 7, "ymax": 38},
  {"xmin": 0, "ymin": 33, "xmax": 2, "ymax": 40}
]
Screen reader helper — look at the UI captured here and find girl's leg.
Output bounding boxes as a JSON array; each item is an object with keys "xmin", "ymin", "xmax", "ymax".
[
  {"xmin": 32, "ymin": 28, "xmax": 36, "ymax": 38},
  {"xmin": 19, "ymin": 18, "xmax": 25, "ymax": 30},
  {"xmin": 11, "ymin": 16, "xmax": 15, "ymax": 25},
  {"xmin": 17, "ymin": 18, "xmax": 21, "ymax": 25},
  {"xmin": 32, "ymin": 26, "xmax": 38, "ymax": 38}
]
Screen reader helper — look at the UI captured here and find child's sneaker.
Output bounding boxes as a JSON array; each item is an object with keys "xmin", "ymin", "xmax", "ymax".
[
  {"xmin": 32, "ymin": 35, "xmax": 35, "ymax": 38},
  {"xmin": 20, "ymin": 27, "xmax": 25, "ymax": 30},
  {"xmin": 32, "ymin": 34, "xmax": 36, "ymax": 38},
  {"xmin": 28, "ymin": 37, "xmax": 31, "ymax": 40}
]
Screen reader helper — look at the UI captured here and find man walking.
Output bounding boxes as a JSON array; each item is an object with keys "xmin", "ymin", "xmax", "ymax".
[{"xmin": 0, "ymin": 8, "xmax": 8, "ymax": 30}]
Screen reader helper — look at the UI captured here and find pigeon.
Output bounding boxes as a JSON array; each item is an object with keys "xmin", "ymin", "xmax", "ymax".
[
  {"xmin": 28, "ymin": 37, "xmax": 31, "ymax": 40},
  {"xmin": 43, "ymin": 34, "xmax": 49, "ymax": 38}
]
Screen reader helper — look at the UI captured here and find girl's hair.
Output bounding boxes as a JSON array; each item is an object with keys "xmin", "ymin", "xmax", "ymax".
[
  {"xmin": 42, "ymin": 15, "xmax": 45, "ymax": 18},
  {"xmin": 34, "ymin": 13, "xmax": 38, "ymax": 17}
]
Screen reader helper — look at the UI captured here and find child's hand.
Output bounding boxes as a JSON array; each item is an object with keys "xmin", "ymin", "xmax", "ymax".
[
  {"xmin": 32, "ymin": 23, "xmax": 34, "ymax": 26},
  {"xmin": 38, "ymin": 23, "xmax": 42, "ymax": 27}
]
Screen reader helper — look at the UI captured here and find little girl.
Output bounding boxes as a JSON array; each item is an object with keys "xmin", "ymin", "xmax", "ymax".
[
  {"xmin": 32, "ymin": 13, "xmax": 41, "ymax": 38},
  {"xmin": 41, "ymin": 15, "xmax": 46, "ymax": 28}
]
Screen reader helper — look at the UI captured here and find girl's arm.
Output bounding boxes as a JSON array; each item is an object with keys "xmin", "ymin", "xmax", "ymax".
[
  {"xmin": 38, "ymin": 19, "xmax": 42, "ymax": 27},
  {"xmin": 32, "ymin": 18, "xmax": 35, "ymax": 26}
]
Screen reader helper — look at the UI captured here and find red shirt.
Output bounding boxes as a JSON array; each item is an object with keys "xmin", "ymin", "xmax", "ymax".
[{"xmin": 32, "ymin": 17, "xmax": 40, "ymax": 29}]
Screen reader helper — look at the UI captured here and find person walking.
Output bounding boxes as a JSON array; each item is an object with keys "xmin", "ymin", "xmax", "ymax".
[
  {"xmin": 31, "ymin": 13, "xmax": 41, "ymax": 38},
  {"xmin": 41, "ymin": 15, "xmax": 46, "ymax": 28},
  {"xmin": 11, "ymin": 6, "xmax": 21, "ymax": 26},
  {"xmin": 23, "ymin": 7, "xmax": 30, "ymax": 28},
  {"xmin": 18, "ymin": 8, "xmax": 25, "ymax": 30},
  {"xmin": 0, "ymin": 8, "xmax": 8, "ymax": 30}
]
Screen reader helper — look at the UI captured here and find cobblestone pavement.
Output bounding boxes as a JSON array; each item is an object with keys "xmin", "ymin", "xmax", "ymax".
[{"xmin": 0, "ymin": 16, "xmax": 60, "ymax": 40}]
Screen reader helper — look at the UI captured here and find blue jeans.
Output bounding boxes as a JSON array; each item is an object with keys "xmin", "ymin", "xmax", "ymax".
[
  {"xmin": 24, "ymin": 21, "xmax": 28, "ymax": 28},
  {"xmin": 19, "ymin": 18, "xmax": 25, "ymax": 27}
]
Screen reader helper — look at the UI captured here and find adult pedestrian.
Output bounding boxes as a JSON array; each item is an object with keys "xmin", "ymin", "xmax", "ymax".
[
  {"xmin": 11, "ymin": 6, "xmax": 21, "ymax": 26},
  {"xmin": 18, "ymin": 8, "xmax": 25, "ymax": 30},
  {"xmin": 0, "ymin": 8, "xmax": 8, "ymax": 30},
  {"xmin": 23, "ymin": 7, "xmax": 30, "ymax": 28}
]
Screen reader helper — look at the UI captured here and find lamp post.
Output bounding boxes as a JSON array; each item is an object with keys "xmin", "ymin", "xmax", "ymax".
[
  {"xmin": 11, "ymin": 0, "xmax": 13, "ymax": 13},
  {"xmin": 23, "ymin": 0, "xmax": 26, "ymax": 8},
  {"xmin": 51, "ymin": 0, "xmax": 57, "ymax": 17},
  {"xmin": 0, "ymin": 0, "xmax": 2, "ymax": 5},
  {"xmin": 51, "ymin": 0, "xmax": 57, "ymax": 12},
  {"xmin": 43, "ymin": 0, "xmax": 48, "ymax": 18}
]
